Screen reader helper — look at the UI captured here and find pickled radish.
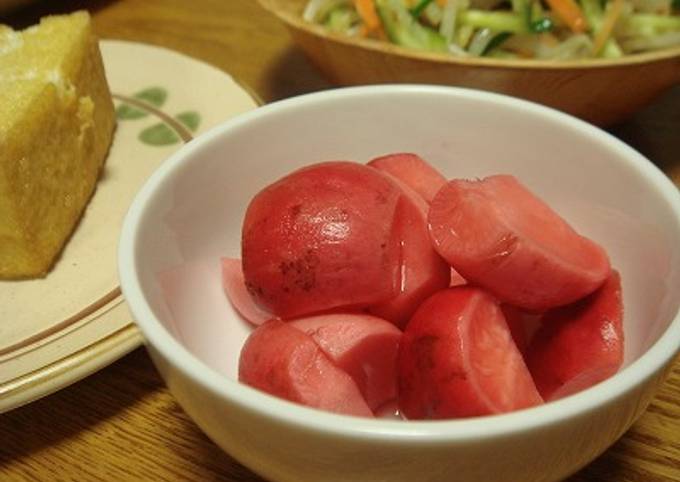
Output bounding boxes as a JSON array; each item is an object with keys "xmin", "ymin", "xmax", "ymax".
[
  {"xmin": 242, "ymin": 162, "xmax": 402, "ymax": 319},
  {"xmin": 290, "ymin": 314, "xmax": 401, "ymax": 410},
  {"xmin": 428, "ymin": 175, "xmax": 611, "ymax": 311},
  {"xmin": 221, "ymin": 257, "xmax": 273, "ymax": 326},
  {"xmin": 526, "ymin": 271, "xmax": 624, "ymax": 401},
  {"xmin": 239, "ymin": 320, "xmax": 373, "ymax": 417},
  {"xmin": 398, "ymin": 287, "xmax": 543, "ymax": 419},
  {"xmin": 368, "ymin": 190, "xmax": 450, "ymax": 328},
  {"xmin": 368, "ymin": 152, "xmax": 447, "ymax": 204},
  {"xmin": 231, "ymin": 156, "xmax": 625, "ymax": 420}
]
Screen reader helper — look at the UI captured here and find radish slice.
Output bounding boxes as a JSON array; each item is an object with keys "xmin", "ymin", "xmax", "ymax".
[
  {"xmin": 368, "ymin": 189, "xmax": 450, "ymax": 328},
  {"xmin": 239, "ymin": 320, "xmax": 374, "ymax": 417},
  {"xmin": 398, "ymin": 287, "xmax": 543, "ymax": 419},
  {"xmin": 290, "ymin": 314, "xmax": 401, "ymax": 411},
  {"xmin": 221, "ymin": 257, "xmax": 274, "ymax": 326},
  {"xmin": 368, "ymin": 152, "xmax": 447, "ymax": 204},
  {"xmin": 242, "ymin": 161, "xmax": 402, "ymax": 319},
  {"xmin": 526, "ymin": 271, "xmax": 624, "ymax": 401},
  {"xmin": 428, "ymin": 175, "xmax": 611, "ymax": 311}
]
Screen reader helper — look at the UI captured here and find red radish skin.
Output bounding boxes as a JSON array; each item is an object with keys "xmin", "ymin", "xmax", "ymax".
[
  {"xmin": 242, "ymin": 162, "xmax": 403, "ymax": 319},
  {"xmin": 239, "ymin": 320, "xmax": 373, "ymax": 417},
  {"xmin": 221, "ymin": 257, "xmax": 274, "ymax": 326},
  {"xmin": 526, "ymin": 271, "xmax": 624, "ymax": 401},
  {"xmin": 368, "ymin": 187, "xmax": 450, "ymax": 327},
  {"xmin": 428, "ymin": 175, "xmax": 611, "ymax": 311},
  {"xmin": 290, "ymin": 314, "xmax": 401, "ymax": 410},
  {"xmin": 368, "ymin": 153, "xmax": 447, "ymax": 204},
  {"xmin": 398, "ymin": 287, "xmax": 543, "ymax": 419}
]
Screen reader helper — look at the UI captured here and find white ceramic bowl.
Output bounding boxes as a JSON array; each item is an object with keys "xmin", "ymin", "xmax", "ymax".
[{"xmin": 118, "ymin": 85, "xmax": 680, "ymax": 482}]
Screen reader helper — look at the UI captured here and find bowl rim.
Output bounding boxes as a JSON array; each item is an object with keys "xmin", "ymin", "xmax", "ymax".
[
  {"xmin": 119, "ymin": 84, "xmax": 680, "ymax": 442},
  {"xmin": 256, "ymin": 0, "xmax": 680, "ymax": 71}
]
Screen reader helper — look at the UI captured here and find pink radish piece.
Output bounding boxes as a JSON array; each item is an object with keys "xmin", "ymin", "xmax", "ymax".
[
  {"xmin": 239, "ymin": 320, "xmax": 373, "ymax": 417},
  {"xmin": 290, "ymin": 314, "xmax": 402, "ymax": 410},
  {"xmin": 428, "ymin": 175, "xmax": 611, "ymax": 311},
  {"xmin": 242, "ymin": 162, "xmax": 403, "ymax": 319},
  {"xmin": 368, "ymin": 187, "xmax": 450, "ymax": 327},
  {"xmin": 449, "ymin": 268, "xmax": 466, "ymax": 287},
  {"xmin": 398, "ymin": 287, "xmax": 543, "ymax": 419},
  {"xmin": 221, "ymin": 257, "xmax": 274, "ymax": 326},
  {"xmin": 526, "ymin": 271, "xmax": 624, "ymax": 401},
  {"xmin": 368, "ymin": 152, "xmax": 447, "ymax": 204}
]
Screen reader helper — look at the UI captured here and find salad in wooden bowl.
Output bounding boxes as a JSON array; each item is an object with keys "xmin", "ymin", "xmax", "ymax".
[{"xmin": 258, "ymin": 0, "xmax": 680, "ymax": 124}]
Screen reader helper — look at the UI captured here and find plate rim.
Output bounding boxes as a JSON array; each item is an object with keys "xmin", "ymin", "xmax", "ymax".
[{"xmin": 0, "ymin": 324, "xmax": 143, "ymax": 413}]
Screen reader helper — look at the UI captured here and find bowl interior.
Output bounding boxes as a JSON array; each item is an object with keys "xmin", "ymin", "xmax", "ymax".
[{"xmin": 128, "ymin": 86, "xmax": 680, "ymax": 388}]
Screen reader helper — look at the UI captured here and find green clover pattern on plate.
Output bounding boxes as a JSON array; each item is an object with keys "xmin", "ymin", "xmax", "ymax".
[{"xmin": 114, "ymin": 87, "xmax": 200, "ymax": 146}]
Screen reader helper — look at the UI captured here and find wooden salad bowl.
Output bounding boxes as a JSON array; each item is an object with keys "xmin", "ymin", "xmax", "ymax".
[{"xmin": 258, "ymin": 0, "xmax": 680, "ymax": 126}]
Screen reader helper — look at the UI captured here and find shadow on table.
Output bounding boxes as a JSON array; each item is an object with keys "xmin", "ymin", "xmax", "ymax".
[
  {"xmin": 0, "ymin": 346, "xmax": 263, "ymax": 481},
  {"xmin": 564, "ymin": 439, "xmax": 639, "ymax": 482},
  {"xmin": 165, "ymin": 414, "xmax": 268, "ymax": 482},
  {"xmin": 0, "ymin": 348, "xmax": 163, "ymax": 464},
  {"xmin": 261, "ymin": 46, "xmax": 333, "ymax": 102},
  {"xmin": 608, "ymin": 85, "xmax": 680, "ymax": 181}
]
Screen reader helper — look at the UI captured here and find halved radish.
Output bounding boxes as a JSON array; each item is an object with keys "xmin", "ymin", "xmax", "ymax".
[
  {"xmin": 526, "ymin": 271, "xmax": 624, "ymax": 401},
  {"xmin": 368, "ymin": 152, "xmax": 447, "ymax": 204},
  {"xmin": 221, "ymin": 257, "xmax": 274, "ymax": 326},
  {"xmin": 368, "ymin": 188, "xmax": 450, "ymax": 328},
  {"xmin": 398, "ymin": 287, "xmax": 543, "ymax": 419},
  {"xmin": 239, "ymin": 320, "xmax": 374, "ymax": 417},
  {"xmin": 290, "ymin": 314, "xmax": 401, "ymax": 411},
  {"xmin": 242, "ymin": 162, "xmax": 402, "ymax": 319},
  {"xmin": 428, "ymin": 175, "xmax": 611, "ymax": 311}
]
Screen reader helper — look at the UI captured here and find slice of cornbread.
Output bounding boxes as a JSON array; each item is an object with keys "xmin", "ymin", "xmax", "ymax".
[{"xmin": 0, "ymin": 11, "xmax": 115, "ymax": 278}]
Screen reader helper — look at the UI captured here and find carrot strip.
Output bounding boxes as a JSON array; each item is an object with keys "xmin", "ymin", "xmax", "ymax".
[
  {"xmin": 592, "ymin": 0, "xmax": 625, "ymax": 55},
  {"xmin": 354, "ymin": 0, "xmax": 382, "ymax": 32},
  {"xmin": 544, "ymin": 0, "xmax": 587, "ymax": 33}
]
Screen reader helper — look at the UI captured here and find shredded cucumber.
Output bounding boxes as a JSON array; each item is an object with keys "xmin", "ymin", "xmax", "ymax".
[
  {"xmin": 376, "ymin": 0, "xmax": 448, "ymax": 52},
  {"xmin": 482, "ymin": 31, "xmax": 513, "ymax": 54},
  {"xmin": 459, "ymin": 10, "xmax": 529, "ymax": 34},
  {"xmin": 411, "ymin": 0, "xmax": 436, "ymax": 17},
  {"xmin": 325, "ymin": 6, "xmax": 359, "ymax": 32}
]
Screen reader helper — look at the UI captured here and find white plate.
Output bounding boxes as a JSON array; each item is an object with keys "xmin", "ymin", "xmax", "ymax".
[{"xmin": 0, "ymin": 39, "xmax": 259, "ymax": 413}]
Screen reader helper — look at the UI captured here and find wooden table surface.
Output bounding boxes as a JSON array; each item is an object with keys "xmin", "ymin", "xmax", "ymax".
[{"xmin": 1, "ymin": 1, "xmax": 679, "ymax": 481}]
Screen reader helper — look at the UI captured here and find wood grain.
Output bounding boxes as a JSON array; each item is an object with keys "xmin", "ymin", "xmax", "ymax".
[{"xmin": 1, "ymin": 1, "xmax": 679, "ymax": 481}]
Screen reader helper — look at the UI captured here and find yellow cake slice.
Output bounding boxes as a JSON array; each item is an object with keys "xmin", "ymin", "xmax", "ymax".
[{"xmin": 0, "ymin": 11, "xmax": 115, "ymax": 279}]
